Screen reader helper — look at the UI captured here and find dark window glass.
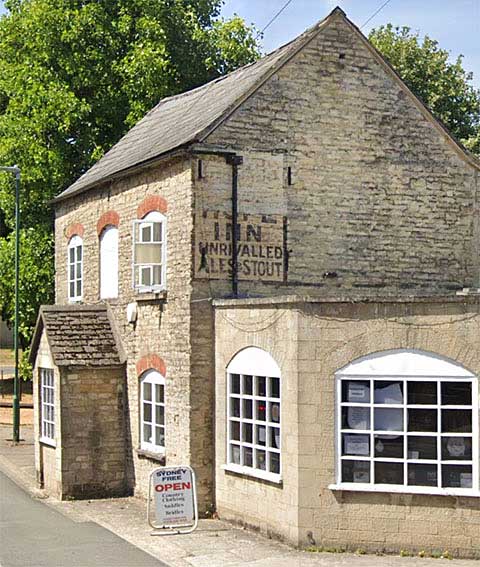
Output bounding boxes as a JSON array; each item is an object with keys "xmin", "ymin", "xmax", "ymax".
[
  {"xmin": 243, "ymin": 375, "xmax": 253, "ymax": 395},
  {"xmin": 408, "ymin": 464, "xmax": 437, "ymax": 486},
  {"xmin": 242, "ymin": 423, "xmax": 252, "ymax": 444},
  {"xmin": 374, "ymin": 435, "xmax": 403, "ymax": 458},
  {"xmin": 256, "ymin": 450, "xmax": 266, "ymax": 470},
  {"xmin": 341, "ymin": 460, "xmax": 370, "ymax": 483},
  {"xmin": 375, "ymin": 461, "xmax": 403, "ymax": 484},
  {"xmin": 231, "ymin": 374, "xmax": 240, "ymax": 394},
  {"xmin": 442, "ymin": 410, "xmax": 472, "ymax": 433},
  {"xmin": 407, "ymin": 381, "xmax": 437, "ymax": 405},
  {"xmin": 408, "ymin": 409, "xmax": 437, "ymax": 432},
  {"xmin": 442, "ymin": 465, "xmax": 472, "ymax": 488},
  {"xmin": 243, "ymin": 399, "xmax": 253, "ymax": 419},
  {"xmin": 269, "ymin": 377, "xmax": 280, "ymax": 399},
  {"xmin": 269, "ymin": 427, "xmax": 280, "ymax": 449},
  {"xmin": 256, "ymin": 401, "xmax": 266, "ymax": 421},
  {"xmin": 257, "ymin": 377, "xmax": 266, "ymax": 397},
  {"xmin": 407, "ymin": 436, "xmax": 437, "ymax": 460},
  {"xmin": 231, "ymin": 421, "xmax": 240, "ymax": 441},
  {"xmin": 231, "ymin": 398, "xmax": 240, "ymax": 418},
  {"xmin": 441, "ymin": 382, "xmax": 471, "ymax": 406},
  {"xmin": 441, "ymin": 437, "xmax": 472, "ymax": 460},
  {"xmin": 243, "ymin": 447, "xmax": 253, "ymax": 467},
  {"xmin": 270, "ymin": 452, "xmax": 280, "ymax": 474}
]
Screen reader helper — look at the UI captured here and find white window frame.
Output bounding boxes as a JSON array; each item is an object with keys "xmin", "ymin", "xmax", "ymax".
[
  {"xmin": 99, "ymin": 225, "xmax": 119, "ymax": 299},
  {"xmin": 331, "ymin": 350, "xmax": 479, "ymax": 497},
  {"xmin": 40, "ymin": 368, "xmax": 55, "ymax": 447},
  {"xmin": 140, "ymin": 370, "xmax": 166, "ymax": 453},
  {"xmin": 132, "ymin": 211, "xmax": 166, "ymax": 292},
  {"xmin": 68, "ymin": 235, "xmax": 83, "ymax": 302},
  {"xmin": 224, "ymin": 347, "xmax": 282, "ymax": 483}
]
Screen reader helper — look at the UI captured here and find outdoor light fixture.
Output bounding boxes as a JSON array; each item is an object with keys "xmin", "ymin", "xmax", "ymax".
[{"xmin": 0, "ymin": 165, "xmax": 21, "ymax": 443}]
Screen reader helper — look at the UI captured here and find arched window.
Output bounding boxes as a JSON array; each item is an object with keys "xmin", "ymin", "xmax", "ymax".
[
  {"xmin": 334, "ymin": 349, "xmax": 479, "ymax": 495},
  {"xmin": 226, "ymin": 347, "xmax": 281, "ymax": 482},
  {"xmin": 133, "ymin": 211, "xmax": 166, "ymax": 292},
  {"xmin": 68, "ymin": 235, "xmax": 83, "ymax": 301},
  {"xmin": 140, "ymin": 370, "xmax": 165, "ymax": 452},
  {"xmin": 100, "ymin": 225, "xmax": 119, "ymax": 299}
]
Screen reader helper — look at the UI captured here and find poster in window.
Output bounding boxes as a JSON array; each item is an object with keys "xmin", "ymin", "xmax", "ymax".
[
  {"xmin": 348, "ymin": 382, "xmax": 369, "ymax": 402},
  {"xmin": 344, "ymin": 434, "xmax": 369, "ymax": 456}
]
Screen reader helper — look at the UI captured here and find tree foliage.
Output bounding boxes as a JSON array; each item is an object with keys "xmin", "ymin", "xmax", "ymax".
[
  {"xmin": 369, "ymin": 24, "xmax": 480, "ymax": 155},
  {"xmin": 0, "ymin": 0, "xmax": 260, "ymax": 360}
]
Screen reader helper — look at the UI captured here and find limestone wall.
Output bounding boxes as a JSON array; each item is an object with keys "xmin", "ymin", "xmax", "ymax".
[
  {"xmin": 204, "ymin": 11, "xmax": 479, "ymax": 295},
  {"xmin": 214, "ymin": 297, "xmax": 480, "ymax": 557}
]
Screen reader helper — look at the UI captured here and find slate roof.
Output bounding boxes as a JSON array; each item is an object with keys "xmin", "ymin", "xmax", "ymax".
[
  {"xmin": 29, "ymin": 305, "xmax": 125, "ymax": 367},
  {"xmin": 54, "ymin": 11, "xmax": 335, "ymax": 202},
  {"xmin": 55, "ymin": 7, "xmax": 480, "ymax": 203}
]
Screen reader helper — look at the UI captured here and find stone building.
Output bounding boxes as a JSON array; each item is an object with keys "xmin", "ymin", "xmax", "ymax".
[{"xmin": 30, "ymin": 7, "xmax": 479, "ymax": 557}]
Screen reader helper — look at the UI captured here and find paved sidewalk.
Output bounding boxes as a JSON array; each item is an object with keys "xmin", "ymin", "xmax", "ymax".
[{"xmin": 0, "ymin": 425, "xmax": 476, "ymax": 567}]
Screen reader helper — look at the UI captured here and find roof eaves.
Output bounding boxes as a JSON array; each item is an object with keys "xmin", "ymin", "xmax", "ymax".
[{"xmin": 52, "ymin": 145, "xmax": 192, "ymax": 204}]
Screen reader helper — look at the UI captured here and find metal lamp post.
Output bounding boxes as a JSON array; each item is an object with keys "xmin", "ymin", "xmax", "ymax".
[{"xmin": 0, "ymin": 165, "xmax": 21, "ymax": 443}]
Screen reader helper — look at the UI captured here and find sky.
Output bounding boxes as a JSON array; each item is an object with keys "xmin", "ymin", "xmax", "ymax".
[
  {"xmin": 0, "ymin": 0, "xmax": 478, "ymax": 87},
  {"xmin": 221, "ymin": 0, "xmax": 480, "ymax": 88}
]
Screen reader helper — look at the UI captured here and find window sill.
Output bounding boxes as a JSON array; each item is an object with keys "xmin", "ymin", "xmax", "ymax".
[
  {"xmin": 136, "ymin": 447, "xmax": 166, "ymax": 464},
  {"xmin": 135, "ymin": 290, "xmax": 167, "ymax": 302},
  {"xmin": 222, "ymin": 463, "xmax": 282, "ymax": 485},
  {"xmin": 40, "ymin": 437, "xmax": 56, "ymax": 448},
  {"xmin": 329, "ymin": 483, "xmax": 480, "ymax": 498}
]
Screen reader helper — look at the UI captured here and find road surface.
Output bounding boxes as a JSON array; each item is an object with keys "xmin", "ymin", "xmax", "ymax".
[{"xmin": 0, "ymin": 471, "xmax": 168, "ymax": 567}]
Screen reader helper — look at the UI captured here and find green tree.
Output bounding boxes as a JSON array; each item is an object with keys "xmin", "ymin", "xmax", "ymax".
[
  {"xmin": 369, "ymin": 24, "xmax": 480, "ymax": 155},
  {"xmin": 0, "ymin": 0, "xmax": 260, "ymax": 360}
]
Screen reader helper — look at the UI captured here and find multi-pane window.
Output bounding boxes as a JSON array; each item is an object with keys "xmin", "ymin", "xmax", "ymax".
[
  {"xmin": 226, "ymin": 347, "xmax": 281, "ymax": 481},
  {"xmin": 40, "ymin": 368, "xmax": 55, "ymax": 444},
  {"xmin": 133, "ymin": 212, "xmax": 166, "ymax": 291},
  {"xmin": 68, "ymin": 235, "xmax": 83, "ymax": 301},
  {"xmin": 140, "ymin": 370, "xmax": 165, "ymax": 452},
  {"xmin": 335, "ymin": 350, "xmax": 479, "ymax": 495},
  {"xmin": 100, "ymin": 226, "xmax": 119, "ymax": 299}
]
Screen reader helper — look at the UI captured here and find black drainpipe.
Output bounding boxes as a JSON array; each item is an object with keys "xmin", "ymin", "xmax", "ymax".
[{"xmin": 226, "ymin": 154, "xmax": 243, "ymax": 298}]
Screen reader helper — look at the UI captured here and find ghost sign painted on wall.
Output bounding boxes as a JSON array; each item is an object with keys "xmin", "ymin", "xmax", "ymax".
[{"xmin": 195, "ymin": 211, "xmax": 286, "ymax": 282}]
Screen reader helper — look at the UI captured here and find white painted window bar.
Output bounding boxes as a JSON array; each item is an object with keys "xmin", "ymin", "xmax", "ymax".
[
  {"xmin": 132, "ymin": 211, "xmax": 166, "ymax": 292},
  {"xmin": 334, "ymin": 364, "xmax": 479, "ymax": 496},
  {"xmin": 40, "ymin": 368, "xmax": 55, "ymax": 445},
  {"xmin": 140, "ymin": 370, "xmax": 165, "ymax": 452},
  {"xmin": 227, "ymin": 372, "xmax": 281, "ymax": 482}
]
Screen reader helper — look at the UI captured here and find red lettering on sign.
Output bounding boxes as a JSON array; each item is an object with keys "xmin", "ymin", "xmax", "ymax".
[{"xmin": 155, "ymin": 481, "xmax": 192, "ymax": 493}]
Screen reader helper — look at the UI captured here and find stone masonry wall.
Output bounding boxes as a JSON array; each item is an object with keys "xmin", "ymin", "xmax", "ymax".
[
  {"xmin": 60, "ymin": 367, "xmax": 126, "ymax": 498},
  {"xmin": 54, "ymin": 157, "xmax": 216, "ymax": 507},
  {"xmin": 214, "ymin": 297, "xmax": 480, "ymax": 557},
  {"xmin": 33, "ymin": 331, "xmax": 62, "ymax": 497},
  {"xmin": 204, "ymin": 11, "xmax": 479, "ymax": 295}
]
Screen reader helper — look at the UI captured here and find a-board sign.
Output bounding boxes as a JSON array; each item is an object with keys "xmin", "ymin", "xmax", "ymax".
[
  {"xmin": 195, "ymin": 211, "xmax": 286, "ymax": 282},
  {"xmin": 148, "ymin": 466, "xmax": 198, "ymax": 535}
]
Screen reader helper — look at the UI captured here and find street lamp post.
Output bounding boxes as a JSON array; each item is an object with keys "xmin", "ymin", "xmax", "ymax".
[{"xmin": 0, "ymin": 165, "xmax": 21, "ymax": 443}]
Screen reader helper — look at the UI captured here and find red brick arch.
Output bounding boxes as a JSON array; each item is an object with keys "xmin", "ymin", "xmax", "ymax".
[
  {"xmin": 136, "ymin": 354, "xmax": 167, "ymax": 377},
  {"xmin": 137, "ymin": 195, "xmax": 168, "ymax": 219},
  {"xmin": 97, "ymin": 210, "xmax": 120, "ymax": 236},
  {"xmin": 65, "ymin": 222, "xmax": 84, "ymax": 240}
]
